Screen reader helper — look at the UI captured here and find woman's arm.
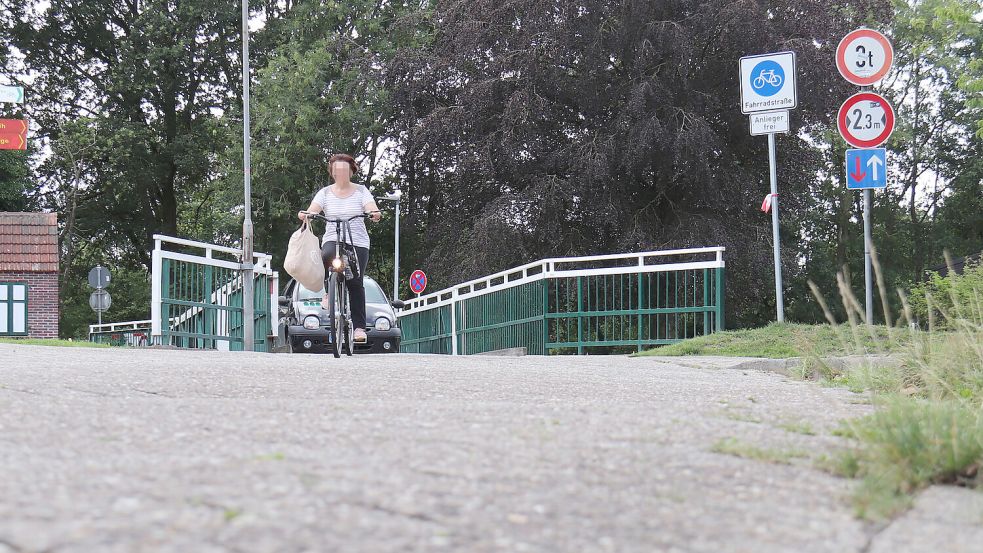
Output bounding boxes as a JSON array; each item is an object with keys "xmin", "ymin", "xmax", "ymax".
[
  {"xmin": 298, "ymin": 201, "xmax": 323, "ymax": 221},
  {"xmin": 363, "ymin": 198, "xmax": 382, "ymax": 222}
]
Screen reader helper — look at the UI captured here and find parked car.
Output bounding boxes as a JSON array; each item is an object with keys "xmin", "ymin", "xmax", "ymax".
[{"xmin": 278, "ymin": 276, "xmax": 404, "ymax": 354}]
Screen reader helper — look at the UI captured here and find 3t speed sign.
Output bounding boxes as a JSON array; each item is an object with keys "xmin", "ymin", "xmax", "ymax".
[{"xmin": 837, "ymin": 92, "xmax": 895, "ymax": 148}]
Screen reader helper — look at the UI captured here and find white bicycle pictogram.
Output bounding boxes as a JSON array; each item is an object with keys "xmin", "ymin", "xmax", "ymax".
[{"xmin": 752, "ymin": 70, "xmax": 783, "ymax": 90}]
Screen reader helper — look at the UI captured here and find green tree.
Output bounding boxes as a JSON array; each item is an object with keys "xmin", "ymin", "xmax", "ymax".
[
  {"xmin": 883, "ymin": 0, "xmax": 983, "ymax": 279},
  {"xmin": 389, "ymin": 0, "xmax": 891, "ymax": 326},
  {"xmin": 0, "ymin": 150, "xmax": 32, "ymax": 211}
]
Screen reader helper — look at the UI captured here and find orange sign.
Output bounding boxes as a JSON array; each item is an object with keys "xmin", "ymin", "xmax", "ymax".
[{"xmin": 0, "ymin": 119, "xmax": 27, "ymax": 150}]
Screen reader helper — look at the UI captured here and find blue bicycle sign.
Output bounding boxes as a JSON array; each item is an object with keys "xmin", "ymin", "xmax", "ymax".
[
  {"xmin": 739, "ymin": 51, "xmax": 797, "ymax": 114},
  {"xmin": 750, "ymin": 60, "xmax": 785, "ymax": 96}
]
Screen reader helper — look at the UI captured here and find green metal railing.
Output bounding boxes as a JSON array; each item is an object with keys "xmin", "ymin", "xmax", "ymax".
[
  {"xmin": 400, "ymin": 248, "xmax": 725, "ymax": 355},
  {"xmin": 151, "ymin": 235, "xmax": 278, "ymax": 351}
]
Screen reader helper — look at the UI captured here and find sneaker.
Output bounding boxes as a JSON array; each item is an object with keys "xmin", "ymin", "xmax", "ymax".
[
  {"xmin": 353, "ymin": 328, "xmax": 368, "ymax": 343},
  {"xmin": 321, "ymin": 295, "xmax": 330, "ymax": 310}
]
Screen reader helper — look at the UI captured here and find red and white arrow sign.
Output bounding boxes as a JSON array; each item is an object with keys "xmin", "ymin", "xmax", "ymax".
[{"xmin": 849, "ymin": 156, "xmax": 867, "ymax": 182}]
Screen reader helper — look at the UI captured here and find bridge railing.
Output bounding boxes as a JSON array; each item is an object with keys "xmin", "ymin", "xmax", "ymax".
[
  {"xmin": 150, "ymin": 235, "xmax": 279, "ymax": 351},
  {"xmin": 398, "ymin": 247, "xmax": 725, "ymax": 355},
  {"xmin": 89, "ymin": 320, "xmax": 152, "ymax": 346}
]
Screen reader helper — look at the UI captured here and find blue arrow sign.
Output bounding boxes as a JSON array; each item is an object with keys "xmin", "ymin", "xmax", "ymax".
[{"xmin": 845, "ymin": 148, "xmax": 887, "ymax": 190}]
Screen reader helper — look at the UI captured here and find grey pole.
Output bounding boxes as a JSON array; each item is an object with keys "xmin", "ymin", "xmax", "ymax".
[
  {"xmin": 393, "ymin": 198, "xmax": 400, "ymax": 301},
  {"xmin": 863, "ymin": 188, "xmax": 873, "ymax": 325},
  {"xmin": 860, "ymin": 83, "xmax": 874, "ymax": 326},
  {"xmin": 241, "ymin": 0, "xmax": 255, "ymax": 351},
  {"xmin": 768, "ymin": 132, "xmax": 785, "ymax": 322}
]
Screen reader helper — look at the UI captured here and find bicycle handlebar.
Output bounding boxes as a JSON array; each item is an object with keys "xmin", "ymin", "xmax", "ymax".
[{"xmin": 302, "ymin": 211, "xmax": 378, "ymax": 223}]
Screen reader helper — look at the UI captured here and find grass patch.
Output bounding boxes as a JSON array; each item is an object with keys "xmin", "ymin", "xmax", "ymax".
[
  {"xmin": 254, "ymin": 452, "xmax": 285, "ymax": 461},
  {"xmin": 0, "ymin": 337, "xmax": 110, "ymax": 348},
  {"xmin": 711, "ymin": 437, "xmax": 809, "ymax": 465},
  {"xmin": 657, "ymin": 252, "xmax": 983, "ymax": 522},
  {"xmin": 778, "ymin": 420, "xmax": 817, "ymax": 436},
  {"xmin": 801, "ymin": 249, "xmax": 983, "ymax": 520},
  {"xmin": 830, "ymin": 398, "xmax": 982, "ymax": 519},
  {"xmin": 636, "ymin": 322, "xmax": 908, "ymax": 358},
  {"xmin": 723, "ymin": 410, "xmax": 762, "ymax": 424}
]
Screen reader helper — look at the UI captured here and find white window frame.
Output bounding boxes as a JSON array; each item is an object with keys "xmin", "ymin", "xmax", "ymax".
[{"xmin": 0, "ymin": 282, "xmax": 29, "ymax": 336}]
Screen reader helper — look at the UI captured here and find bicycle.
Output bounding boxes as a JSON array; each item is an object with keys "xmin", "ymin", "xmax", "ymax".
[
  {"xmin": 300, "ymin": 211, "xmax": 378, "ymax": 358},
  {"xmin": 752, "ymin": 70, "xmax": 782, "ymax": 90}
]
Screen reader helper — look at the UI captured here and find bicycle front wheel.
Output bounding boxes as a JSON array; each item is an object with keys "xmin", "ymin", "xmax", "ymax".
[
  {"xmin": 334, "ymin": 277, "xmax": 346, "ymax": 358},
  {"xmin": 342, "ymin": 285, "xmax": 354, "ymax": 357},
  {"xmin": 327, "ymin": 274, "xmax": 341, "ymax": 358}
]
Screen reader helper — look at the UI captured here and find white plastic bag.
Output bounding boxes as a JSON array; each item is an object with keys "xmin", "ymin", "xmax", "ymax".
[{"xmin": 283, "ymin": 222, "xmax": 324, "ymax": 291}]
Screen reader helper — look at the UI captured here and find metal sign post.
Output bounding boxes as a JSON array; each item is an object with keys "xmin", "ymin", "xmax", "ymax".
[
  {"xmin": 844, "ymin": 145, "xmax": 888, "ymax": 323},
  {"xmin": 88, "ymin": 266, "xmax": 112, "ymax": 325},
  {"xmin": 740, "ymin": 51, "xmax": 798, "ymax": 322},
  {"xmin": 837, "ymin": 92, "xmax": 895, "ymax": 325},
  {"xmin": 836, "ymin": 28, "xmax": 894, "ymax": 325},
  {"xmin": 378, "ymin": 191, "xmax": 403, "ymax": 301},
  {"xmin": 767, "ymin": 132, "xmax": 784, "ymax": 321},
  {"xmin": 241, "ymin": 0, "xmax": 255, "ymax": 351},
  {"xmin": 863, "ymin": 189, "xmax": 873, "ymax": 324}
]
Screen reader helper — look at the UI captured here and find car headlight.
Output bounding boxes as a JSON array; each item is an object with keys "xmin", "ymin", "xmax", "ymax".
[
  {"xmin": 303, "ymin": 315, "xmax": 320, "ymax": 330},
  {"xmin": 374, "ymin": 317, "xmax": 391, "ymax": 331}
]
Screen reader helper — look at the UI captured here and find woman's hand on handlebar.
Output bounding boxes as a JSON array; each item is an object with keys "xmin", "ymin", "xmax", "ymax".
[
  {"xmin": 297, "ymin": 210, "xmax": 308, "ymax": 221},
  {"xmin": 367, "ymin": 210, "xmax": 382, "ymax": 223}
]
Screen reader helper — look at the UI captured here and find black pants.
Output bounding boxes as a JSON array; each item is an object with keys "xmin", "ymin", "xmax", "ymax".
[{"xmin": 321, "ymin": 242, "xmax": 370, "ymax": 329}]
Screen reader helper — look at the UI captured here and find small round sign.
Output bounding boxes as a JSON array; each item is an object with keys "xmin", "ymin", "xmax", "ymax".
[
  {"xmin": 836, "ymin": 28, "xmax": 893, "ymax": 86},
  {"xmin": 87, "ymin": 265, "xmax": 111, "ymax": 289},
  {"xmin": 89, "ymin": 289, "xmax": 112, "ymax": 312},
  {"xmin": 837, "ymin": 92, "xmax": 895, "ymax": 148},
  {"xmin": 409, "ymin": 270, "xmax": 428, "ymax": 295}
]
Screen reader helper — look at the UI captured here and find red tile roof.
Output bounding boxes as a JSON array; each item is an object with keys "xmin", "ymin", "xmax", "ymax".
[{"xmin": 0, "ymin": 212, "xmax": 59, "ymax": 273}]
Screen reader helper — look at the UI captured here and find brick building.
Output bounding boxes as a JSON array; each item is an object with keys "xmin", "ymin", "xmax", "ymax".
[{"xmin": 0, "ymin": 212, "xmax": 59, "ymax": 338}]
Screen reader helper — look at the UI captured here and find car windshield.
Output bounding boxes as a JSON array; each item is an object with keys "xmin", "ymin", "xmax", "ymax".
[
  {"xmin": 295, "ymin": 278, "xmax": 388, "ymax": 304},
  {"xmin": 364, "ymin": 278, "xmax": 389, "ymax": 304}
]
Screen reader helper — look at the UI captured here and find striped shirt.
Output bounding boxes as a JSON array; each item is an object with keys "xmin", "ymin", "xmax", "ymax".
[{"xmin": 312, "ymin": 184, "xmax": 375, "ymax": 248}]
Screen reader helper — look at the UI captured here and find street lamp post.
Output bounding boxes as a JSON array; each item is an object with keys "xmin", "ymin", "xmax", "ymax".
[
  {"xmin": 241, "ymin": 0, "xmax": 255, "ymax": 351},
  {"xmin": 378, "ymin": 191, "xmax": 402, "ymax": 301}
]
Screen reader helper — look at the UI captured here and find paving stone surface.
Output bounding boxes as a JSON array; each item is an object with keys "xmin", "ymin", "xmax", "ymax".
[{"xmin": 0, "ymin": 345, "xmax": 972, "ymax": 552}]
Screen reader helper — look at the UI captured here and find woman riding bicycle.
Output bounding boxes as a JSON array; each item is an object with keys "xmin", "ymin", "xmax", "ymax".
[{"xmin": 297, "ymin": 153, "xmax": 382, "ymax": 343}]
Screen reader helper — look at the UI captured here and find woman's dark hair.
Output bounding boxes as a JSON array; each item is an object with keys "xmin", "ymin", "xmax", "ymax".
[{"xmin": 328, "ymin": 153, "xmax": 359, "ymax": 177}]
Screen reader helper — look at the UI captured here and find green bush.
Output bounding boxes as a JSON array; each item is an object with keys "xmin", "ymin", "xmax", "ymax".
[{"xmin": 907, "ymin": 259, "xmax": 983, "ymax": 330}]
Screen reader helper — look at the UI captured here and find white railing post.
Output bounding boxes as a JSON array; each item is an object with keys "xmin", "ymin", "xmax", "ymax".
[
  {"xmin": 450, "ymin": 288, "xmax": 458, "ymax": 355},
  {"xmin": 150, "ymin": 242, "xmax": 163, "ymax": 339},
  {"xmin": 270, "ymin": 271, "xmax": 279, "ymax": 347}
]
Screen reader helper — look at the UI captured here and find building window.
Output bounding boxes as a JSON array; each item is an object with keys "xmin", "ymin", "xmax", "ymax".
[{"xmin": 0, "ymin": 283, "xmax": 28, "ymax": 336}]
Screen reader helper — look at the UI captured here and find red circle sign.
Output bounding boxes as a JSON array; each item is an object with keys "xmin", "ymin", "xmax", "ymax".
[
  {"xmin": 409, "ymin": 270, "xmax": 428, "ymax": 295},
  {"xmin": 837, "ymin": 92, "xmax": 895, "ymax": 148},
  {"xmin": 836, "ymin": 29, "xmax": 893, "ymax": 86}
]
